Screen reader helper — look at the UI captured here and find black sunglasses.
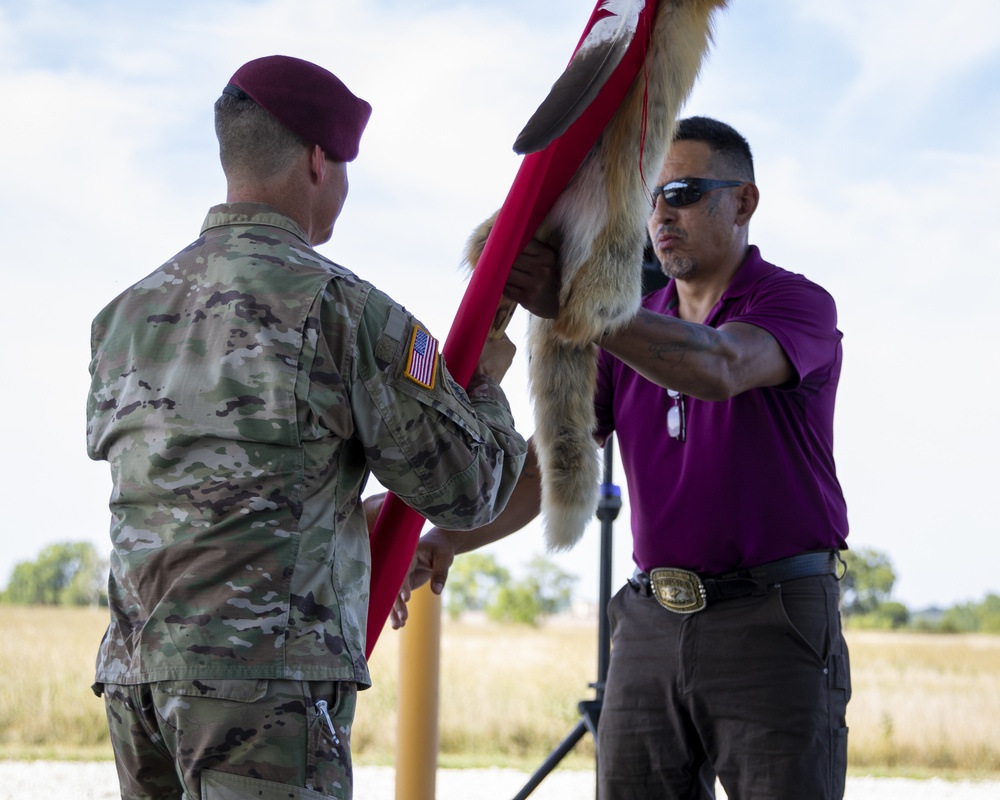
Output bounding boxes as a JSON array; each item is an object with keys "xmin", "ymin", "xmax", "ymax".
[{"xmin": 654, "ymin": 177, "xmax": 744, "ymax": 208}]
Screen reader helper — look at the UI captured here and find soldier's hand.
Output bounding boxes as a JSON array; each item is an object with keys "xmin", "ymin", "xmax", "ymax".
[
  {"xmin": 473, "ymin": 334, "xmax": 516, "ymax": 384},
  {"xmin": 504, "ymin": 237, "xmax": 561, "ymax": 319},
  {"xmin": 390, "ymin": 528, "xmax": 457, "ymax": 629}
]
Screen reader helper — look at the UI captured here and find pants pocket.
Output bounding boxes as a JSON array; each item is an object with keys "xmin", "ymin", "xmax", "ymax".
[
  {"xmin": 306, "ymin": 682, "xmax": 357, "ymax": 799},
  {"xmin": 776, "ymin": 576, "xmax": 837, "ymax": 664},
  {"xmin": 155, "ymin": 678, "xmax": 270, "ymax": 702},
  {"xmin": 151, "ymin": 679, "xmax": 270, "ymax": 736},
  {"xmin": 201, "ymin": 768, "xmax": 341, "ymax": 800},
  {"xmin": 832, "ymin": 725, "xmax": 849, "ymax": 799},
  {"xmin": 607, "ymin": 582, "xmax": 629, "ymax": 632}
]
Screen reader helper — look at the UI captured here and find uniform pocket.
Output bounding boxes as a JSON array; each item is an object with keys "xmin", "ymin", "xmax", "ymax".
[
  {"xmin": 154, "ymin": 678, "xmax": 270, "ymax": 702},
  {"xmin": 201, "ymin": 768, "xmax": 341, "ymax": 800},
  {"xmin": 306, "ymin": 682, "xmax": 356, "ymax": 798},
  {"xmin": 151, "ymin": 679, "xmax": 270, "ymax": 736}
]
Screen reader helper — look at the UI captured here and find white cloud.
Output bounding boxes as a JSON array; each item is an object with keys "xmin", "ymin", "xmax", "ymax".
[
  {"xmin": 802, "ymin": 0, "xmax": 1000, "ymax": 75},
  {"xmin": 799, "ymin": 0, "xmax": 1000, "ymax": 138}
]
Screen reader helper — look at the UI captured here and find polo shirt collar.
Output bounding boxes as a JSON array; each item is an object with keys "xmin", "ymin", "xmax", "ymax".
[
  {"xmin": 721, "ymin": 245, "xmax": 770, "ymax": 300},
  {"xmin": 657, "ymin": 244, "xmax": 772, "ymax": 317}
]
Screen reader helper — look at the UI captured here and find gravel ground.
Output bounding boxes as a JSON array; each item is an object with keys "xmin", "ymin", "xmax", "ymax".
[{"xmin": 4, "ymin": 762, "xmax": 1000, "ymax": 799}]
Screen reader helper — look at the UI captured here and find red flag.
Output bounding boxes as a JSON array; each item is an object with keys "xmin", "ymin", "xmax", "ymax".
[{"xmin": 366, "ymin": 0, "xmax": 661, "ymax": 657}]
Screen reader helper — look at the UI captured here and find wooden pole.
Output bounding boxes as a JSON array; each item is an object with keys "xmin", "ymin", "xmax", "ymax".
[{"xmin": 394, "ymin": 584, "xmax": 441, "ymax": 800}]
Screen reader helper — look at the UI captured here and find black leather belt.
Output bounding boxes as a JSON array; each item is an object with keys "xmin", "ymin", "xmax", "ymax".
[{"xmin": 629, "ymin": 550, "xmax": 842, "ymax": 614}]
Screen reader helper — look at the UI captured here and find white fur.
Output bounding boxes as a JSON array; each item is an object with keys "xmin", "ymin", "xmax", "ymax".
[{"xmin": 530, "ymin": 0, "xmax": 729, "ymax": 549}]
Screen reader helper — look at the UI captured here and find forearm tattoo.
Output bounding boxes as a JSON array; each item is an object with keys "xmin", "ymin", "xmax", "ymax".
[{"xmin": 646, "ymin": 320, "xmax": 719, "ymax": 361}]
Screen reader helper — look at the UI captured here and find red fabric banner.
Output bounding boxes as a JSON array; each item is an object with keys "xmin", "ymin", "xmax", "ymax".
[{"xmin": 366, "ymin": 0, "xmax": 661, "ymax": 657}]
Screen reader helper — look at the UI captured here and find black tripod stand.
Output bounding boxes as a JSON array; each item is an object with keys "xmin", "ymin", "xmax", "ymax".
[{"xmin": 512, "ymin": 440, "xmax": 621, "ymax": 800}]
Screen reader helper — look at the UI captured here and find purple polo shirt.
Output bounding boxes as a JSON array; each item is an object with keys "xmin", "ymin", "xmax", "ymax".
[{"xmin": 594, "ymin": 246, "xmax": 848, "ymax": 575}]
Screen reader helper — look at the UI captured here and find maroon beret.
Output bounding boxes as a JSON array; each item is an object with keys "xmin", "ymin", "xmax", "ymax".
[{"xmin": 227, "ymin": 55, "xmax": 372, "ymax": 162}]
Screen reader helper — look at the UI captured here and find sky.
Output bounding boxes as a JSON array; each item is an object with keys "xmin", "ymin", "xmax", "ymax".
[{"xmin": 1, "ymin": 0, "xmax": 999, "ymax": 613}]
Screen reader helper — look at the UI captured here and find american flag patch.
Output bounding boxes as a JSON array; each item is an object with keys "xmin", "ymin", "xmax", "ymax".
[{"xmin": 404, "ymin": 325, "xmax": 439, "ymax": 389}]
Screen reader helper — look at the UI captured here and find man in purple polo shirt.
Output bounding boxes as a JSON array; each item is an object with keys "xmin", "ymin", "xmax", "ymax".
[{"xmin": 398, "ymin": 117, "xmax": 851, "ymax": 800}]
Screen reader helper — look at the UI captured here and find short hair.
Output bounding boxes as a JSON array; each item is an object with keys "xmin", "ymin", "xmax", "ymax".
[
  {"xmin": 673, "ymin": 116, "xmax": 755, "ymax": 182},
  {"xmin": 214, "ymin": 90, "xmax": 307, "ymax": 181}
]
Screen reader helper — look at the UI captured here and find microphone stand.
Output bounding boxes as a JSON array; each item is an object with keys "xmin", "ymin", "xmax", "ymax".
[{"xmin": 512, "ymin": 439, "xmax": 620, "ymax": 799}]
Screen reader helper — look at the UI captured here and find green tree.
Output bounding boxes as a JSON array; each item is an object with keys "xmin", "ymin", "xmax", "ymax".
[
  {"xmin": 487, "ymin": 583, "xmax": 540, "ymax": 625},
  {"xmin": 850, "ymin": 601, "xmax": 910, "ymax": 630},
  {"xmin": 940, "ymin": 602, "xmax": 978, "ymax": 633},
  {"xmin": 443, "ymin": 552, "xmax": 510, "ymax": 621},
  {"xmin": 486, "ymin": 555, "xmax": 577, "ymax": 626},
  {"xmin": 443, "ymin": 553, "xmax": 578, "ymax": 626},
  {"xmin": 1, "ymin": 542, "xmax": 107, "ymax": 606},
  {"xmin": 940, "ymin": 593, "xmax": 1000, "ymax": 633},
  {"xmin": 840, "ymin": 547, "xmax": 896, "ymax": 616}
]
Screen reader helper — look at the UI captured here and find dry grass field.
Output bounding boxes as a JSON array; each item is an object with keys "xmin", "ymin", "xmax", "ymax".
[
  {"xmin": 0, "ymin": 606, "xmax": 110, "ymax": 760},
  {"xmin": 3, "ymin": 606, "xmax": 999, "ymax": 776},
  {"xmin": 845, "ymin": 630, "xmax": 1000, "ymax": 776},
  {"xmin": 355, "ymin": 618, "xmax": 601, "ymax": 769}
]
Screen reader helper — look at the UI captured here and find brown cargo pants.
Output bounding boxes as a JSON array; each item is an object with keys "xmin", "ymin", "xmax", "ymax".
[{"xmin": 597, "ymin": 573, "xmax": 851, "ymax": 799}]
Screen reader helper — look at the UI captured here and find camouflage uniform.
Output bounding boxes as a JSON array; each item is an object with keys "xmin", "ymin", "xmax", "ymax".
[
  {"xmin": 102, "ymin": 679, "xmax": 356, "ymax": 799},
  {"xmin": 88, "ymin": 203, "xmax": 527, "ymax": 798}
]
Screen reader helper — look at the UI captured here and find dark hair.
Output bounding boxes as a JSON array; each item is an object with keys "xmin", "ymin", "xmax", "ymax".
[
  {"xmin": 674, "ymin": 116, "xmax": 754, "ymax": 182},
  {"xmin": 214, "ymin": 91, "xmax": 307, "ymax": 181}
]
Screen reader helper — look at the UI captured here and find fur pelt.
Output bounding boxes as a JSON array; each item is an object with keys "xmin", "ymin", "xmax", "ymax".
[{"xmin": 465, "ymin": 0, "xmax": 728, "ymax": 550}]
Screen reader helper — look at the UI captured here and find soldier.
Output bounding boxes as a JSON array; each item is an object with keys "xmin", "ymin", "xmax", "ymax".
[{"xmin": 87, "ymin": 55, "xmax": 528, "ymax": 800}]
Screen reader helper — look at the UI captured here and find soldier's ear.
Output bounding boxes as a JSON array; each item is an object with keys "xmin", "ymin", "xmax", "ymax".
[{"xmin": 308, "ymin": 145, "xmax": 327, "ymax": 185}]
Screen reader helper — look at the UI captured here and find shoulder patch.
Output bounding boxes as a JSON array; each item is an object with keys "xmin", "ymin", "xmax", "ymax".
[
  {"xmin": 375, "ymin": 306, "xmax": 410, "ymax": 368},
  {"xmin": 404, "ymin": 325, "xmax": 439, "ymax": 390},
  {"xmin": 384, "ymin": 306, "xmax": 409, "ymax": 341}
]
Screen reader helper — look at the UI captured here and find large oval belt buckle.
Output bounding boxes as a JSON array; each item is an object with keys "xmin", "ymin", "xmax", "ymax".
[{"xmin": 649, "ymin": 568, "xmax": 708, "ymax": 614}]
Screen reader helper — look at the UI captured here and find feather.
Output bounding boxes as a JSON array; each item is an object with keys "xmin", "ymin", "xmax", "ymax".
[{"xmin": 513, "ymin": 0, "xmax": 644, "ymax": 155}]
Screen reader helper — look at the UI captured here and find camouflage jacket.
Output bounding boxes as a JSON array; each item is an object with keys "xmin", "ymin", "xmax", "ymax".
[{"xmin": 87, "ymin": 203, "xmax": 526, "ymax": 686}]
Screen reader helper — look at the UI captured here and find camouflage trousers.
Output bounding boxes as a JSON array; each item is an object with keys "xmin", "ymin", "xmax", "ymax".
[{"xmin": 100, "ymin": 679, "xmax": 356, "ymax": 800}]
